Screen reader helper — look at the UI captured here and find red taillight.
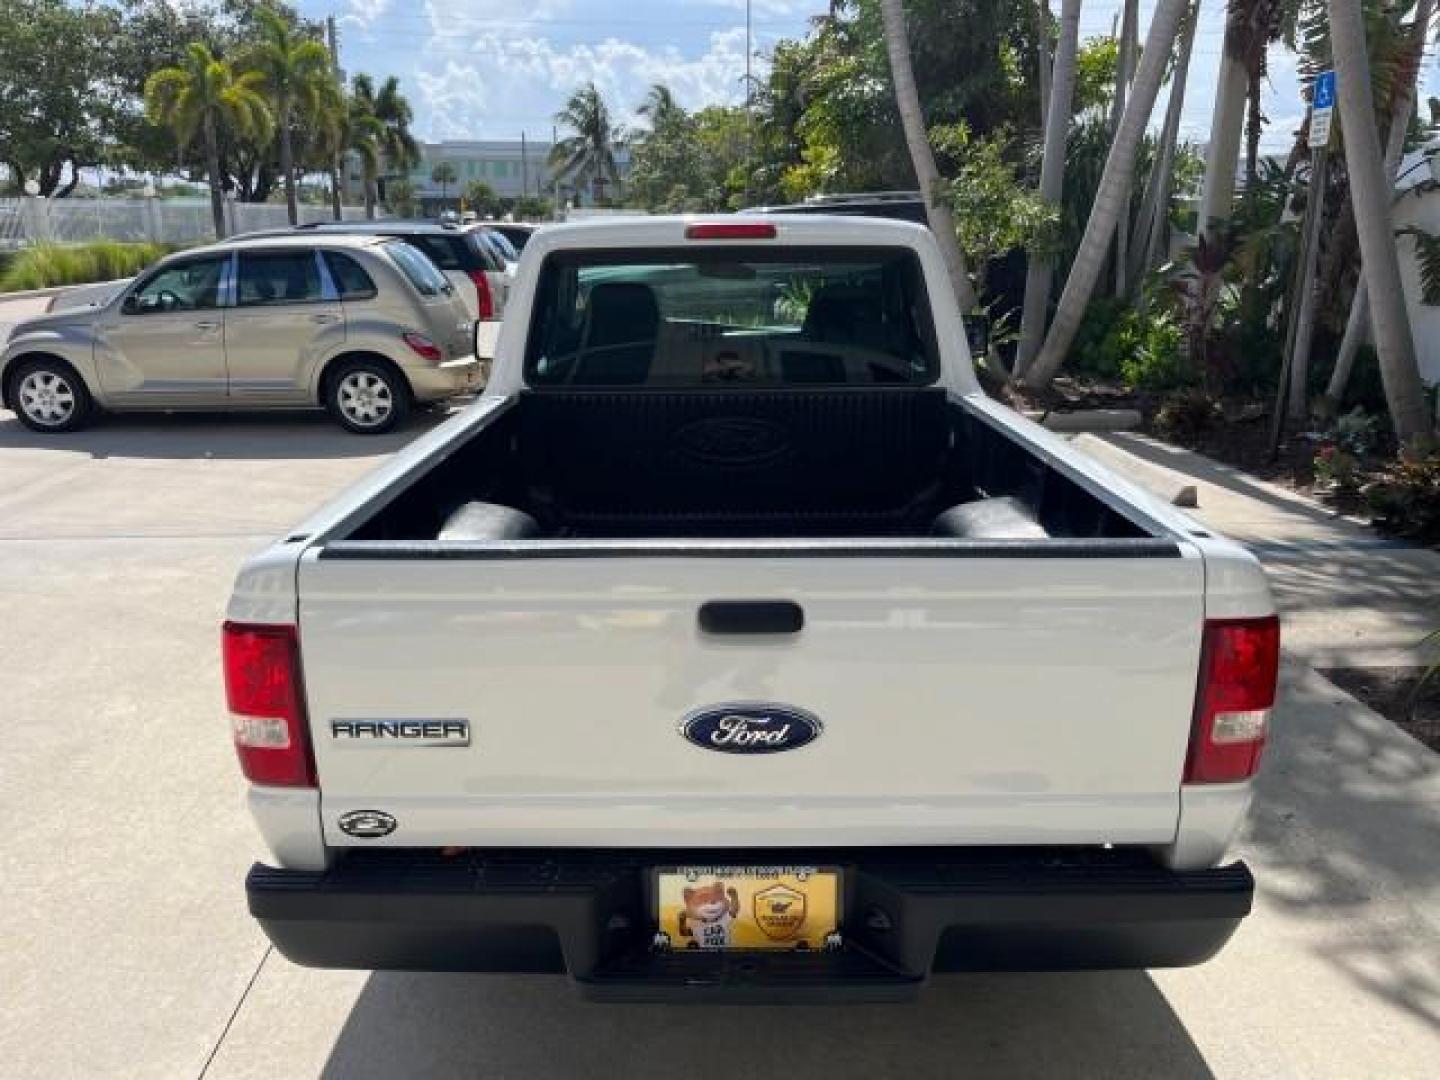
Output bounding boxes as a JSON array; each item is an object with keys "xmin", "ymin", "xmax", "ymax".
[
  {"xmin": 402, "ymin": 331, "xmax": 443, "ymax": 362},
  {"xmin": 1184, "ymin": 616, "xmax": 1280, "ymax": 784},
  {"xmin": 222, "ymin": 622, "xmax": 315, "ymax": 787},
  {"xmin": 467, "ymin": 269, "xmax": 494, "ymax": 319},
  {"xmin": 685, "ymin": 222, "xmax": 777, "ymax": 240}
]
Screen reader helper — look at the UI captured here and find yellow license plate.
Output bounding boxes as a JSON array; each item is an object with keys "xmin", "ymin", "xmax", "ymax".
[{"xmin": 656, "ymin": 866, "xmax": 841, "ymax": 951}]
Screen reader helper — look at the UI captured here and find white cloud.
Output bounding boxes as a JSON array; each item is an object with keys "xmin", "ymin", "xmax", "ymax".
[
  {"xmin": 411, "ymin": 10, "xmax": 753, "ymax": 140},
  {"xmin": 338, "ymin": 0, "xmax": 392, "ymax": 31}
]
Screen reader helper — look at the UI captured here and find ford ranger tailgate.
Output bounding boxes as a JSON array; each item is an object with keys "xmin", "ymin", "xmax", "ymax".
[{"xmin": 296, "ymin": 548, "xmax": 1203, "ymax": 849}]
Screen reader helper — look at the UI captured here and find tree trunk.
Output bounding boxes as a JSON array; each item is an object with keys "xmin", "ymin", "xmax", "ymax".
[
  {"xmin": 1325, "ymin": 0, "xmax": 1435, "ymax": 407},
  {"xmin": 879, "ymin": 0, "xmax": 978, "ymax": 314},
  {"xmin": 1035, "ymin": 0, "xmax": 1053, "ymax": 133},
  {"xmin": 1198, "ymin": 52, "xmax": 1248, "ymax": 241},
  {"xmin": 1112, "ymin": 0, "xmax": 1139, "ymax": 297},
  {"xmin": 279, "ymin": 102, "xmax": 298, "ymax": 226},
  {"xmin": 1023, "ymin": 0, "xmax": 1191, "ymax": 388},
  {"xmin": 1016, "ymin": 0, "xmax": 1082, "ymax": 378},
  {"xmin": 1285, "ymin": 151, "xmax": 1330, "ymax": 424},
  {"xmin": 54, "ymin": 160, "xmax": 80, "ymax": 199},
  {"xmin": 1129, "ymin": 0, "xmax": 1198, "ymax": 294},
  {"xmin": 204, "ymin": 113, "xmax": 227, "ymax": 240},
  {"xmin": 364, "ymin": 164, "xmax": 377, "ymax": 220},
  {"xmin": 1244, "ymin": 71, "xmax": 1263, "ymax": 191},
  {"xmin": 1329, "ymin": 0, "xmax": 1433, "ymax": 447},
  {"xmin": 330, "ymin": 156, "xmax": 343, "ymax": 220}
]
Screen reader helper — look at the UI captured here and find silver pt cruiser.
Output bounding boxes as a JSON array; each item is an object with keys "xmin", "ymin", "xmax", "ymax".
[{"xmin": 0, "ymin": 234, "xmax": 480, "ymax": 434}]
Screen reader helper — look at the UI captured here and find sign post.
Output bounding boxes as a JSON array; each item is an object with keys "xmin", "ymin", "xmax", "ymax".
[{"xmin": 1269, "ymin": 70, "xmax": 1335, "ymax": 457}]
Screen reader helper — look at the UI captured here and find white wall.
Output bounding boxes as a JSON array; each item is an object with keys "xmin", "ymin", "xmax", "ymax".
[{"xmin": 1389, "ymin": 184, "xmax": 1440, "ymax": 386}]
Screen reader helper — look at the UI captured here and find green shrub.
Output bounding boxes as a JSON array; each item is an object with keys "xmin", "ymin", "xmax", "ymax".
[
  {"xmin": 1070, "ymin": 297, "xmax": 1129, "ymax": 378},
  {"xmin": 1116, "ymin": 309, "xmax": 1189, "ymax": 390},
  {"xmin": 1153, "ymin": 388, "xmax": 1220, "ymax": 442},
  {"xmin": 1070, "ymin": 301, "xmax": 1191, "ymax": 391},
  {"xmin": 1364, "ymin": 453, "xmax": 1440, "ymax": 543},
  {"xmin": 0, "ymin": 242, "xmax": 171, "ymax": 292}
]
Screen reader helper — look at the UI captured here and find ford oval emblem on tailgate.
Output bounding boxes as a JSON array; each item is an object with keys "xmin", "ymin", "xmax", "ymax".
[
  {"xmin": 680, "ymin": 703, "xmax": 822, "ymax": 754},
  {"xmin": 673, "ymin": 417, "xmax": 790, "ymax": 465}
]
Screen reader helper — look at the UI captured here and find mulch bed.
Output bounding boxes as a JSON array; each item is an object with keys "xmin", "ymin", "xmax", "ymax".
[{"xmin": 1319, "ymin": 667, "xmax": 1440, "ymax": 754}]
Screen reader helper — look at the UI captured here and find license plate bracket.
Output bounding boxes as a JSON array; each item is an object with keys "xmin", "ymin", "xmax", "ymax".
[{"xmin": 654, "ymin": 865, "xmax": 841, "ymax": 951}]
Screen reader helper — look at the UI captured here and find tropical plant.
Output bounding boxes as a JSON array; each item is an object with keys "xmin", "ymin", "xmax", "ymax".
[
  {"xmin": 879, "ymin": 0, "xmax": 978, "ymax": 313},
  {"xmin": 550, "ymin": 83, "xmax": 624, "ymax": 204},
  {"xmin": 1364, "ymin": 451, "xmax": 1440, "ymax": 540},
  {"xmin": 332, "ymin": 75, "xmax": 385, "ymax": 220},
  {"xmin": 369, "ymin": 75, "xmax": 420, "ymax": 210},
  {"xmin": 1198, "ymin": 0, "xmax": 1300, "ymax": 245},
  {"xmin": 383, "ymin": 176, "xmax": 416, "ymax": 217},
  {"xmin": 1326, "ymin": 0, "xmax": 1437, "ymax": 407},
  {"xmin": 1016, "ymin": 0, "xmax": 1082, "ymax": 376},
  {"xmin": 145, "ymin": 42, "xmax": 273, "ymax": 239},
  {"xmin": 0, "ymin": 0, "xmax": 118, "ymax": 196},
  {"xmin": 0, "ymin": 241, "xmax": 171, "ymax": 292},
  {"xmin": 1328, "ymin": 0, "xmax": 1434, "ymax": 448},
  {"xmin": 246, "ymin": 5, "xmax": 336, "ymax": 226},
  {"xmin": 934, "ymin": 122, "xmax": 1058, "ymax": 309},
  {"xmin": 463, "ymin": 179, "xmax": 499, "ymax": 217},
  {"xmin": 1128, "ymin": 0, "xmax": 1201, "ymax": 293},
  {"xmin": 430, "ymin": 160, "xmax": 457, "ymax": 209},
  {"xmin": 1024, "ymin": 0, "xmax": 1192, "ymax": 388},
  {"xmin": 637, "ymin": 83, "xmax": 686, "ymax": 132}
]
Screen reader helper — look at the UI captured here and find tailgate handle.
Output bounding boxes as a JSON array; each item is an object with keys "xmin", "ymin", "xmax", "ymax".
[{"xmin": 698, "ymin": 600, "xmax": 804, "ymax": 635}]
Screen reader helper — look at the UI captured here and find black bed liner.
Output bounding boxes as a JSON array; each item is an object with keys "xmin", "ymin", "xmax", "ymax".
[{"xmin": 345, "ymin": 389, "xmax": 1156, "ymax": 545}]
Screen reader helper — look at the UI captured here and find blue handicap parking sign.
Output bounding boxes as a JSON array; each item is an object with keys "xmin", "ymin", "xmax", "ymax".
[{"xmin": 1314, "ymin": 71, "xmax": 1336, "ymax": 111}]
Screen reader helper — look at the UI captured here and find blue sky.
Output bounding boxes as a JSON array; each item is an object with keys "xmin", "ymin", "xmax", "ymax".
[{"xmin": 307, "ymin": 0, "xmax": 1437, "ymax": 153}]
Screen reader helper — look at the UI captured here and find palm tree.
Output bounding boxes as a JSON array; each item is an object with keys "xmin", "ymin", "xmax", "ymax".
[
  {"xmin": 638, "ymin": 83, "xmax": 685, "ymax": 133},
  {"xmin": 1198, "ymin": 1, "xmax": 1299, "ymax": 244},
  {"xmin": 1128, "ymin": 0, "xmax": 1200, "ymax": 293},
  {"xmin": 1325, "ymin": 0, "xmax": 1435, "ymax": 407},
  {"xmin": 431, "ymin": 160, "xmax": 457, "ymax": 211},
  {"xmin": 373, "ymin": 76, "xmax": 421, "ymax": 199},
  {"xmin": 878, "ymin": 0, "xmax": 978, "ymax": 314},
  {"xmin": 145, "ymin": 43, "xmax": 272, "ymax": 240},
  {"xmin": 1328, "ymin": 0, "xmax": 1433, "ymax": 447},
  {"xmin": 1016, "ymin": 0, "xmax": 1082, "ymax": 378},
  {"xmin": 550, "ymin": 83, "xmax": 622, "ymax": 205},
  {"xmin": 319, "ymin": 83, "xmax": 382, "ymax": 221},
  {"xmin": 246, "ymin": 6, "xmax": 335, "ymax": 225},
  {"xmin": 1023, "ymin": 0, "xmax": 1191, "ymax": 388}
]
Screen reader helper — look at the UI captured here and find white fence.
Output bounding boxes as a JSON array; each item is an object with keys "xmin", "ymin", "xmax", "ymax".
[{"xmin": 0, "ymin": 197, "xmax": 372, "ymax": 249}]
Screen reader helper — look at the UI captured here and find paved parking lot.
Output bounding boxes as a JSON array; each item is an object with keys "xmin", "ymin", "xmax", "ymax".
[{"xmin": 1, "ymin": 407, "xmax": 1436, "ymax": 1079}]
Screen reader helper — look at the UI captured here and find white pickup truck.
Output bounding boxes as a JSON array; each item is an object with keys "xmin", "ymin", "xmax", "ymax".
[{"xmin": 227, "ymin": 216, "xmax": 1278, "ymax": 1001}]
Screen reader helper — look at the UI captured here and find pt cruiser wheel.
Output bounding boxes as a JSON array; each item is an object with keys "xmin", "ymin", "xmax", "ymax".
[
  {"xmin": 325, "ymin": 359, "xmax": 410, "ymax": 434},
  {"xmin": 11, "ymin": 360, "xmax": 93, "ymax": 433}
]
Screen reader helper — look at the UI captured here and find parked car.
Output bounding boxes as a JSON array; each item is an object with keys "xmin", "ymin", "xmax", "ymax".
[
  {"xmin": 488, "ymin": 222, "xmax": 538, "ymax": 252},
  {"xmin": 289, "ymin": 220, "xmax": 513, "ymax": 325},
  {"xmin": 230, "ymin": 216, "xmax": 1276, "ymax": 1000},
  {"xmin": 1, "ymin": 234, "xmax": 478, "ymax": 435}
]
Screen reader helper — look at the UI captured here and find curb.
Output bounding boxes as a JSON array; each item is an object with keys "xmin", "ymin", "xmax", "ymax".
[
  {"xmin": 1071, "ymin": 431, "xmax": 1379, "ymax": 530},
  {"xmin": 1026, "ymin": 408, "xmax": 1143, "ymax": 434},
  {"xmin": 0, "ymin": 278, "xmax": 131, "ymax": 308}
]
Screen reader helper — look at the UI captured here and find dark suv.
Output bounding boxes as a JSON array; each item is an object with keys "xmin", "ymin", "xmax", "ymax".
[{"xmin": 276, "ymin": 221, "xmax": 513, "ymax": 325}]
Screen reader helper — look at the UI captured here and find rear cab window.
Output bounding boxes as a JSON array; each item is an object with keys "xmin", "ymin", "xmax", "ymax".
[
  {"xmin": 385, "ymin": 240, "xmax": 452, "ymax": 298},
  {"xmin": 524, "ymin": 247, "xmax": 940, "ymax": 388}
]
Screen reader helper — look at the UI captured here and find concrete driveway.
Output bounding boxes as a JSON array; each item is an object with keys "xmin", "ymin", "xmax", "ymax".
[{"xmin": 0, "ymin": 409, "xmax": 1435, "ymax": 1079}]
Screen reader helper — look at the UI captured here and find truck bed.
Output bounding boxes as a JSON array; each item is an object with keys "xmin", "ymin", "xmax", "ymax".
[{"xmin": 342, "ymin": 389, "xmax": 1158, "ymax": 544}]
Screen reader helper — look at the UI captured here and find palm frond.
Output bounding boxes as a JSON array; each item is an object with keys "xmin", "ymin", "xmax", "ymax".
[{"xmin": 1398, "ymin": 226, "xmax": 1440, "ymax": 304}]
